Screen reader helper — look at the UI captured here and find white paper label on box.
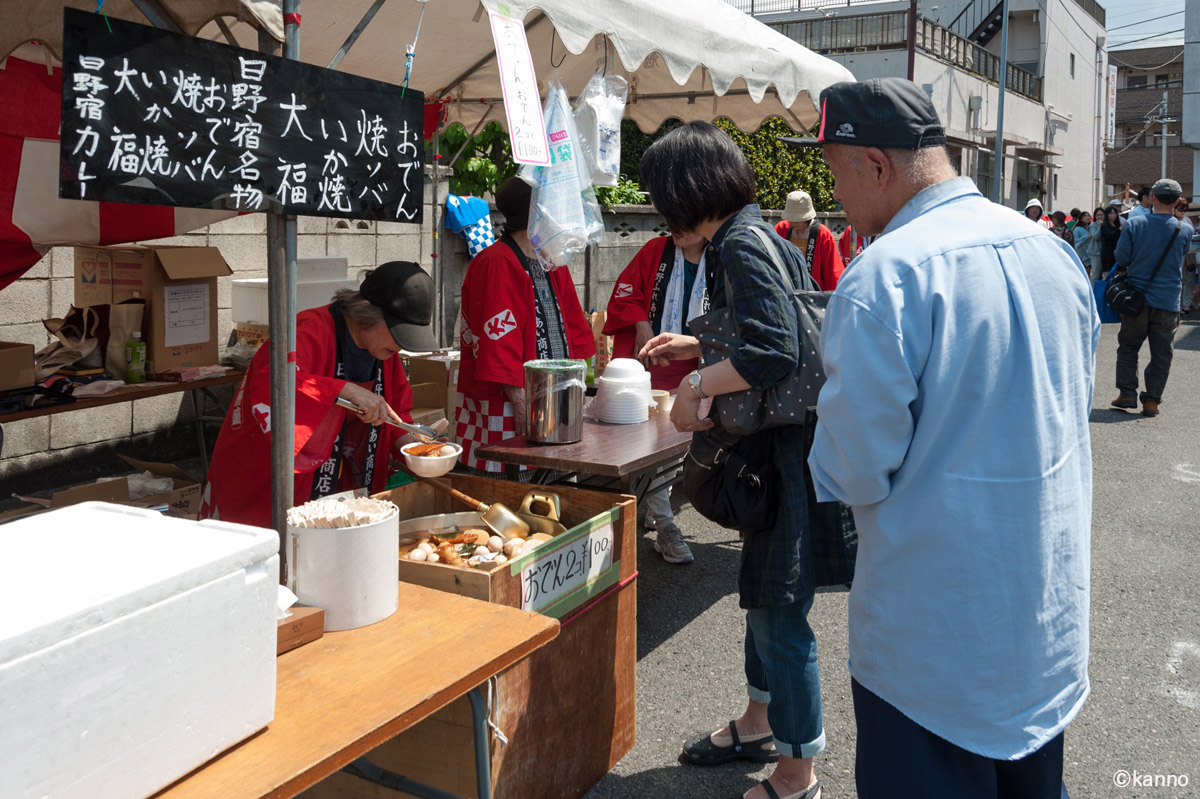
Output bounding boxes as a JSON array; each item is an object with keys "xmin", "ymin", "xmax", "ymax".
[
  {"xmin": 489, "ymin": 12, "xmax": 550, "ymax": 166},
  {"xmin": 163, "ymin": 284, "xmax": 210, "ymax": 347},
  {"xmin": 517, "ymin": 518, "xmax": 614, "ymax": 613}
]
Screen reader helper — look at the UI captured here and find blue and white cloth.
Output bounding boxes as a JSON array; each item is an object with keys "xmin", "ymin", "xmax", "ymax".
[
  {"xmin": 445, "ymin": 194, "xmax": 495, "ymax": 257},
  {"xmin": 810, "ymin": 177, "xmax": 1100, "ymax": 760}
]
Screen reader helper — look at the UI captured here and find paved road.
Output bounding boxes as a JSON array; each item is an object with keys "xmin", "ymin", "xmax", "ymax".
[{"xmin": 586, "ymin": 317, "xmax": 1200, "ymax": 799}]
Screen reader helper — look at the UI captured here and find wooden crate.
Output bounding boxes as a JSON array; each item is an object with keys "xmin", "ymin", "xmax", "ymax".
[{"xmin": 298, "ymin": 475, "xmax": 637, "ymax": 799}]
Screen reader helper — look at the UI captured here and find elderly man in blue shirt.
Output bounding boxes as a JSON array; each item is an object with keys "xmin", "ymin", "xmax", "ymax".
[{"xmin": 794, "ymin": 78, "xmax": 1100, "ymax": 798}]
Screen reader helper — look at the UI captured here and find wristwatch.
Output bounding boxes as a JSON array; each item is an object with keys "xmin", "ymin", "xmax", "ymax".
[{"xmin": 686, "ymin": 370, "xmax": 707, "ymax": 400}]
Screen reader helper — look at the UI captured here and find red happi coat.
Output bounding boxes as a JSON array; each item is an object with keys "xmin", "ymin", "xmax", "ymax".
[
  {"xmin": 838, "ymin": 223, "xmax": 870, "ymax": 263},
  {"xmin": 774, "ymin": 219, "xmax": 845, "ymax": 291},
  {"xmin": 199, "ymin": 307, "xmax": 413, "ymax": 528},
  {"xmin": 455, "ymin": 240, "xmax": 595, "ymax": 470},
  {"xmin": 602, "ymin": 236, "xmax": 697, "ymax": 391}
]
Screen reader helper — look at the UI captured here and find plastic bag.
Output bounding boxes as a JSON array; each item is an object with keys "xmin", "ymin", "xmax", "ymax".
[
  {"xmin": 573, "ymin": 72, "xmax": 627, "ymax": 188},
  {"xmin": 520, "ymin": 78, "xmax": 604, "ymax": 271}
]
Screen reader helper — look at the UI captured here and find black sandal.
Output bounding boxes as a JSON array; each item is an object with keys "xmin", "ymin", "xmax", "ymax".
[
  {"xmin": 745, "ymin": 778, "xmax": 822, "ymax": 799},
  {"xmin": 680, "ymin": 720, "xmax": 779, "ymax": 765}
]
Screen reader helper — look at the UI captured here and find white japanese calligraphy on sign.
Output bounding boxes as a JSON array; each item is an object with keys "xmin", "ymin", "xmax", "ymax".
[{"xmin": 488, "ymin": 11, "xmax": 549, "ymax": 166}]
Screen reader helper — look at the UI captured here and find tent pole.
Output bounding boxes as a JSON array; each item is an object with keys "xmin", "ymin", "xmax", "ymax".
[{"xmin": 262, "ymin": 2, "xmax": 300, "ymax": 582}]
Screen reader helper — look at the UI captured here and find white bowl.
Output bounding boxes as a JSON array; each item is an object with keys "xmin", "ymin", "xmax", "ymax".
[
  {"xmin": 401, "ymin": 441, "xmax": 462, "ymax": 477},
  {"xmin": 600, "ymin": 358, "xmax": 646, "ymax": 381}
]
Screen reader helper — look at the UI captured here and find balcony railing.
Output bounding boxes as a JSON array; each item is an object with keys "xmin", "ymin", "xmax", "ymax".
[
  {"xmin": 916, "ymin": 19, "xmax": 1042, "ymax": 101},
  {"xmin": 725, "ymin": 0, "xmax": 900, "ymax": 13},
  {"xmin": 766, "ymin": 12, "xmax": 1042, "ymax": 103}
]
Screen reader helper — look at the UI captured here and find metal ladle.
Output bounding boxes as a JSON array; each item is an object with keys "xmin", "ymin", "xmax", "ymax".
[{"xmin": 399, "ymin": 469, "xmax": 531, "ymax": 541}]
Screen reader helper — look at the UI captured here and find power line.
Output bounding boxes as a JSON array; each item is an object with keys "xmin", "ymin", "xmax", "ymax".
[
  {"xmin": 1109, "ymin": 50, "xmax": 1184, "ymax": 71},
  {"xmin": 1111, "ymin": 29, "xmax": 1184, "ymax": 48},
  {"xmin": 1108, "ymin": 11, "xmax": 1183, "ymax": 32}
]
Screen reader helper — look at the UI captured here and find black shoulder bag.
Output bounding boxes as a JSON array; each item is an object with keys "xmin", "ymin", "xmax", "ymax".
[
  {"xmin": 1106, "ymin": 220, "xmax": 1181, "ymax": 317},
  {"xmin": 683, "ymin": 421, "xmax": 778, "ymax": 534}
]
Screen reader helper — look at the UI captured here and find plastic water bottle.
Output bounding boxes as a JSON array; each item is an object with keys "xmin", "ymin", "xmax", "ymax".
[{"xmin": 125, "ymin": 332, "xmax": 146, "ymax": 384}]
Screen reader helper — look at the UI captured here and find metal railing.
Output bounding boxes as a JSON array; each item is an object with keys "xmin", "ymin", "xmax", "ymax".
[
  {"xmin": 725, "ymin": 0, "xmax": 904, "ymax": 13},
  {"xmin": 915, "ymin": 18, "xmax": 1042, "ymax": 100},
  {"xmin": 775, "ymin": 11, "xmax": 909, "ymax": 53},
  {"xmin": 763, "ymin": 12, "xmax": 1043, "ymax": 102}
]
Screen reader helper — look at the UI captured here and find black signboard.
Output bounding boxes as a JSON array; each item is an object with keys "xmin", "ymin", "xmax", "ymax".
[{"xmin": 59, "ymin": 7, "xmax": 424, "ymax": 223}]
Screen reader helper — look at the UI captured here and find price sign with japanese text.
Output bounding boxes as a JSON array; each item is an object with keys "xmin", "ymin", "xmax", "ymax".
[
  {"xmin": 515, "ymin": 513, "xmax": 615, "ymax": 615},
  {"xmin": 489, "ymin": 11, "xmax": 550, "ymax": 166},
  {"xmin": 59, "ymin": 8, "xmax": 424, "ymax": 222}
]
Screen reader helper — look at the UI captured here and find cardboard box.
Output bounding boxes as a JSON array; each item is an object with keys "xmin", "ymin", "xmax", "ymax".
[
  {"xmin": 0, "ymin": 342, "xmax": 36, "ymax": 392},
  {"xmin": 405, "ymin": 353, "xmax": 460, "ymax": 420},
  {"xmin": 408, "ymin": 382, "xmax": 447, "ymax": 429},
  {"xmin": 74, "ymin": 246, "xmax": 232, "ymax": 374},
  {"xmin": 46, "ymin": 455, "xmax": 202, "ymax": 516},
  {"xmin": 277, "ymin": 605, "xmax": 325, "ymax": 655},
  {"xmin": 234, "ymin": 322, "xmax": 269, "ymax": 346}
]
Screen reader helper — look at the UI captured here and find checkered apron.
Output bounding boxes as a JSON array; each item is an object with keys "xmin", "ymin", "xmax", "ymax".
[{"xmin": 455, "ymin": 395, "xmax": 530, "ymax": 473}]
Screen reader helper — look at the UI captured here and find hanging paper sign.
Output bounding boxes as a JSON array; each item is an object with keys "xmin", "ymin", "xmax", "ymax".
[
  {"xmin": 59, "ymin": 8, "xmax": 424, "ymax": 222},
  {"xmin": 488, "ymin": 11, "xmax": 550, "ymax": 166}
]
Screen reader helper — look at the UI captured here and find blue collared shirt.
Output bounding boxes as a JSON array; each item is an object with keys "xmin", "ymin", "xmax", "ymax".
[
  {"xmin": 809, "ymin": 178, "xmax": 1100, "ymax": 759},
  {"xmin": 1114, "ymin": 212, "xmax": 1189, "ymax": 312}
]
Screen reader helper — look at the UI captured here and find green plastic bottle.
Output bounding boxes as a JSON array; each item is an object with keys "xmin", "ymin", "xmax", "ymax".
[{"xmin": 125, "ymin": 331, "xmax": 146, "ymax": 384}]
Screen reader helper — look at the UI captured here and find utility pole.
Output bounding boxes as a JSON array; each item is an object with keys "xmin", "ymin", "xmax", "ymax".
[{"xmin": 1154, "ymin": 89, "xmax": 1176, "ymax": 179}]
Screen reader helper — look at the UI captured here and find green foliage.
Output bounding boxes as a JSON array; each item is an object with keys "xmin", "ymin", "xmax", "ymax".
[
  {"xmin": 434, "ymin": 122, "xmax": 519, "ymax": 198},
  {"xmin": 714, "ymin": 118, "xmax": 835, "ymax": 212},
  {"xmin": 618, "ymin": 117, "xmax": 837, "ymax": 212},
  {"xmin": 594, "ymin": 174, "xmax": 648, "ymax": 211},
  {"xmin": 434, "ymin": 116, "xmax": 837, "ymax": 213}
]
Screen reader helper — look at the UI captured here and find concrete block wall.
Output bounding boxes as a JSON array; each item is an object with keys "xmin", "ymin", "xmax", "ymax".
[{"xmin": 0, "ymin": 167, "xmax": 449, "ymax": 488}]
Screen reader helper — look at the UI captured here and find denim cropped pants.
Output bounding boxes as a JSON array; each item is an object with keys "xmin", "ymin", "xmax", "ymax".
[{"xmin": 744, "ymin": 591, "xmax": 826, "ymax": 759}]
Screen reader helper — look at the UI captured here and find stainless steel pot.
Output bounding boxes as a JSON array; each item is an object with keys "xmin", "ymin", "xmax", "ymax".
[{"xmin": 524, "ymin": 359, "xmax": 585, "ymax": 444}]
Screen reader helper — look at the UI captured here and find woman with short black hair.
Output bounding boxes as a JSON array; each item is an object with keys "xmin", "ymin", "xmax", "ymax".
[{"xmin": 639, "ymin": 122, "xmax": 826, "ymax": 799}]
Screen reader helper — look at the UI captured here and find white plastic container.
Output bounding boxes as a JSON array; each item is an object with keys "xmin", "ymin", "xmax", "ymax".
[
  {"xmin": 232, "ymin": 276, "xmax": 358, "ymax": 325},
  {"xmin": 0, "ymin": 502, "xmax": 279, "ymax": 799},
  {"xmin": 287, "ymin": 505, "xmax": 400, "ymax": 631}
]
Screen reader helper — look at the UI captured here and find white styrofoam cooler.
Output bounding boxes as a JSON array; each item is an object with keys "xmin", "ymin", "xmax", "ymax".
[
  {"xmin": 0, "ymin": 502, "xmax": 280, "ymax": 799},
  {"xmin": 231, "ymin": 257, "xmax": 356, "ymax": 326}
]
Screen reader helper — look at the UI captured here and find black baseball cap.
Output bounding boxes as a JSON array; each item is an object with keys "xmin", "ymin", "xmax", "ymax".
[
  {"xmin": 780, "ymin": 78, "xmax": 946, "ymax": 150},
  {"xmin": 358, "ymin": 261, "xmax": 440, "ymax": 351}
]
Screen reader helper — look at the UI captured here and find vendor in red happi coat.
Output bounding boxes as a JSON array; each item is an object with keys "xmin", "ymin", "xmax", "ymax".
[
  {"xmin": 200, "ymin": 262, "xmax": 437, "ymax": 527},
  {"xmin": 454, "ymin": 176, "xmax": 595, "ymax": 474},
  {"xmin": 602, "ymin": 229, "xmax": 709, "ymax": 565}
]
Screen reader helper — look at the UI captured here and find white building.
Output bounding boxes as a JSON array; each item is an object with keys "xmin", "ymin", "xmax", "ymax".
[{"xmin": 730, "ymin": 0, "xmax": 1108, "ymax": 214}]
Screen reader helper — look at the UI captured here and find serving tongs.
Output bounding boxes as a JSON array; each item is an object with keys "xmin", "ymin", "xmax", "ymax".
[{"xmin": 335, "ymin": 396, "xmax": 441, "ymax": 441}]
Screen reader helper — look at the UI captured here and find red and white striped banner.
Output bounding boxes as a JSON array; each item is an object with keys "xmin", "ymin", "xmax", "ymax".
[{"xmin": 0, "ymin": 52, "xmax": 235, "ymax": 291}]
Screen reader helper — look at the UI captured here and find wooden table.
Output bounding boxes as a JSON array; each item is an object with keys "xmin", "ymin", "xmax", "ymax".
[
  {"xmin": 475, "ymin": 407, "xmax": 693, "ymax": 503},
  {"xmin": 0, "ymin": 370, "xmax": 243, "ymax": 479},
  {"xmin": 151, "ymin": 581, "xmax": 559, "ymax": 799}
]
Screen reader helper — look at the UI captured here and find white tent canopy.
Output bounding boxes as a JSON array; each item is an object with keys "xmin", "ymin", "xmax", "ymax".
[
  {"xmin": 236, "ymin": 0, "xmax": 854, "ymax": 134},
  {"xmin": 5, "ymin": 0, "xmax": 853, "ymax": 134}
]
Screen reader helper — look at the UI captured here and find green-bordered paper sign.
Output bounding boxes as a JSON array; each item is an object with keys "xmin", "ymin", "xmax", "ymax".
[{"xmin": 510, "ymin": 508, "xmax": 617, "ymax": 617}]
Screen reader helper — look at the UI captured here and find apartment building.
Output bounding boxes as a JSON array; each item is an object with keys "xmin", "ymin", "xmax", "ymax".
[
  {"xmin": 730, "ymin": 0, "xmax": 1107, "ymax": 213},
  {"xmin": 1104, "ymin": 45, "xmax": 1190, "ymax": 203}
]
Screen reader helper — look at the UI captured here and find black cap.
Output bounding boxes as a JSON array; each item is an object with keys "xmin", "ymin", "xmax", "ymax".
[
  {"xmin": 780, "ymin": 78, "xmax": 946, "ymax": 150},
  {"xmin": 358, "ymin": 261, "xmax": 440, "ymax": 351}
]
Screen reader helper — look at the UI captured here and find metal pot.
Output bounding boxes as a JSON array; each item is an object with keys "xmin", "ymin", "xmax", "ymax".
[{"xmin": 524, "ymin": 359, "xmax": 585, "ymax": 444}]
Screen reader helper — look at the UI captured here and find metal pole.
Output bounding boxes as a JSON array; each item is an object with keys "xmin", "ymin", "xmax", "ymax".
[
  {"xmin": 263, "ymin": 3, "xmax": 300, "ymax": 582},
  {"xmin": 993, "ymin": 0, "xmax": 1010, "ymax": 205},
  {"xmin": 907, "ymin": 0, "xmax": 917, "ymax": 82}
]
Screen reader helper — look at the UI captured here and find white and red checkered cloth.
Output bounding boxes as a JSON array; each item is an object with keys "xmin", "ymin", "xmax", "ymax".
[
  {"xmin": 455, "ymin": 394, "xmax": 531, "ymax": 473},
  {"xmin": 0, "ymin": 52, "xmax": 234, "ymax": 291}
]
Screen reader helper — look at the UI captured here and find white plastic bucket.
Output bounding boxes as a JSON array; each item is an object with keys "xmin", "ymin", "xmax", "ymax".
[{"xmin": 287, "ymin": 506, "xmax": 399, "ymax": 631}]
